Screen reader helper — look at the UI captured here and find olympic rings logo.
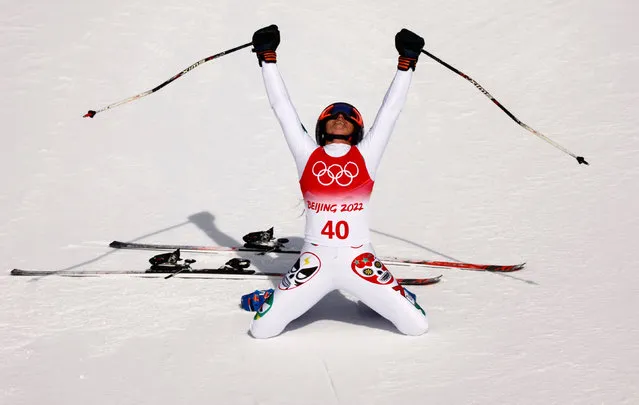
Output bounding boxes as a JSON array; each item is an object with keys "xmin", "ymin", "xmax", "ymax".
[{"xmin": 311, "ymin": 161, "xmax": 360, "ymax": 187}]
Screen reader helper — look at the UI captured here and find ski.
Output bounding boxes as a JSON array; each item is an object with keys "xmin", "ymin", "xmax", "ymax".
[
  {"xmin": 109, "ymin": 240, "xmax": 525, "ymax": 272},
  {"xmin": 11, "ymin": 250, "xmax": 440, "ymax": 285},
  {"xmin": 381, "ymin": 258, "xmax": 526, "ymax": 272},
  {"xmin": 109, "ymin": 240, "xmax": 300, "ymax": 254},
  {"xmin": 9, "ymin": 268, "xmax": 442, "ymax": 286}
]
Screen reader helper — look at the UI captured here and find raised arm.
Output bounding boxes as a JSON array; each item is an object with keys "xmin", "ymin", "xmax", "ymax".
[
  {"xmin": 358, "ymin": 29, "xmax": 425, "ymax": 179},
  {"xmin": 252, "ymin": 25, "xmax": 316, "ymax": 177}
]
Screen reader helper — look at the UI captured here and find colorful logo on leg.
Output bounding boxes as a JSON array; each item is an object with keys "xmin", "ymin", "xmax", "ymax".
[
  {"xmin": 393, "ymin": 285, "xmax": 426, "ymax": 316},
  {"xmin": 254, "ymin": 292, "xmax": 274, "ymax": 320},
  {"xmin": 279, "ymin": 252, "xmax": 321, "ymax": 290},
  {"xmin": 351, "ymin": 253, "xmax": 395, "ymax": 285}
]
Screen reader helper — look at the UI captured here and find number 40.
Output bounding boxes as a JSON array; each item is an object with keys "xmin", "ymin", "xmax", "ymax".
[{"xmin": 321, "ymin": 220, "xmax": 349, "ymax": 239}]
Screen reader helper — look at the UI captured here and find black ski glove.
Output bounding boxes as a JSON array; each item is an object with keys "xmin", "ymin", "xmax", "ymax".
[
  {"xmin": 252, "ymin": 24, "xmax": 280, "ymax": 66},
  {"xmin": 395, "ymin": 28, "xmax": 425, "ymax": 71}
]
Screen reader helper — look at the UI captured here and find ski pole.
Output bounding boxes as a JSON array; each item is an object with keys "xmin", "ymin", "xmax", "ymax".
[
  {"xmin": 421, "ymin": 49, "xmax": 588, "ymax": 165},
  {"xmin": 84, "ymin": 42, "xmax": 253, "ymax": 118}
]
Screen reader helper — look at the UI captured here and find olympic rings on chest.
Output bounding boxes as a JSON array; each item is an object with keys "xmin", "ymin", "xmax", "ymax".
[{"xmin": 311, "ymin": 161, "xmax": 360, "ymax": 187}]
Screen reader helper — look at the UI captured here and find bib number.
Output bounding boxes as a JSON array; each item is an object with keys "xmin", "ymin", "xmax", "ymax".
[{"xmin": 321, "ymin": 220, "xmax": 349, "ymax": 240}]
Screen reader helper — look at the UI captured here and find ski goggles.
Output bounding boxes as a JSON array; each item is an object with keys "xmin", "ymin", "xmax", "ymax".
[{"xmin": 318, "ymin": 103, "xmax": 364, "ymax": 128}]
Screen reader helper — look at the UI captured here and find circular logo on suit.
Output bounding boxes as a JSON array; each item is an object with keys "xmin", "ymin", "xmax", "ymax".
[
  {"xmin": 279, "ymin": 252, "xmax": 321, "ymax": 290},
  {"xmin": 351, "ymin": 253, "xmax": 395, "ymax": 285}
]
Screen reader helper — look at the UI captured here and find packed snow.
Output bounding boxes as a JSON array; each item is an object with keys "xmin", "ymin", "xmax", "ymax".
[{"xmin": 1, "ymin": 0, "xmax": 638, "ymax": 404}]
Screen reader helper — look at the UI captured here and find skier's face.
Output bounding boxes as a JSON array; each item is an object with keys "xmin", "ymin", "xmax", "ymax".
[{"xmin": 325, "ymin": 113, "xmax": 355, "ymax": 141}]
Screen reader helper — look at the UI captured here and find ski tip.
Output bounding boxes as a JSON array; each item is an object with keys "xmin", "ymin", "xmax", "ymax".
[
  {"xmin": 425, "ymin": 275, "xmax": 443, "ymax": 283},
  {"xmin": 109, "ymin": 241, "xmax": 123, "ymax": 248},
  {"xmin": 399, "ymin": 275, "xmax": 442, "ymax": 286},
  {"xmin": 84, "ymin": 110, "xmax": 96, "ymax": 118},
  {"xmin": 489, "ymin": 262, "xmax": 527, "ymax": 272}
]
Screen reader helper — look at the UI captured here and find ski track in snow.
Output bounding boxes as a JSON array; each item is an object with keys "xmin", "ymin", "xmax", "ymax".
[{"xmin": 2, "ymin": 0, "xmax": 639, "ymax": 404}]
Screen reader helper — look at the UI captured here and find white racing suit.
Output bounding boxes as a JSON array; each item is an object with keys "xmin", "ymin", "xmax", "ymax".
[{"xmin": 250, "ymin": 63, "xmax": 427, "ymax": 338}]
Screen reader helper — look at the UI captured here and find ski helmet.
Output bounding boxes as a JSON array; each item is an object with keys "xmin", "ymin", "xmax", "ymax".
[{"xmin": 315, "ymin": 102, "xmax": 364, "ymax": 146}]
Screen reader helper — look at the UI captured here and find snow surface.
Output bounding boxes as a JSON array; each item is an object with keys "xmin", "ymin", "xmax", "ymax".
[{"xmin": 2, "ymin": 0, "xmax": 638, "ymax": 404}]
